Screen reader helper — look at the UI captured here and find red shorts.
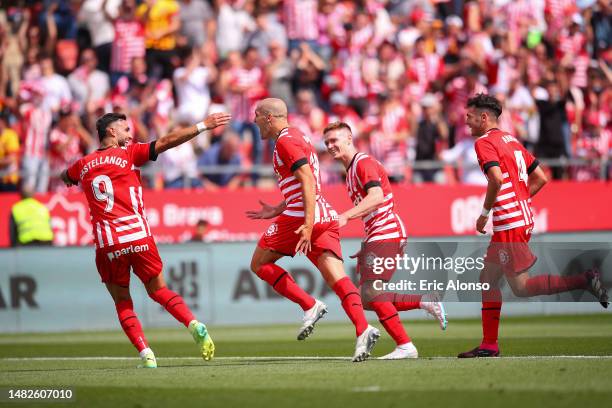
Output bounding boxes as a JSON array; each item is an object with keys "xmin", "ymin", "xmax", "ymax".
[
  {"xmin": 258, "ymin": 215, "xmax": 343, "ymax": 265},
  {"xmin": 94, "ymin": 237, "xmax": 163, "ymax": 286},
  {"xmin": 356, "ymin": 239, "xmax": 406, "ymax": 285},
  {"xmin": 485, "ymin": 227, "xmax": 537, "ymax": 276}
]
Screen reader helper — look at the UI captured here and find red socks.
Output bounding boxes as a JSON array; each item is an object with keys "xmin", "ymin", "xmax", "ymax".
[
  {"xmin": 256, "ymin": 264, "xmax": 315, "ymax": 311},
  {"xmin": 149, "ymin": 287, "xmax": 195, "ymax": 327},
  {"xmin": 391, "ymin": 293, "xmax": 422, "ymax": 311},
  {"xmin": 115, "ymin": 300, "xmax": 148, "ymax": 352},
  {"xmin": 372, "ymin": 301, "xmax": 410, "ymax": 345},
  {"xmin": 524, "ymin": 274, "xmax": 588, "ymax": 296},
  {"xmin": 333, "ymin": 277, "xmax": 369, "ymax": 336},
  {"xmin": 481, "ymin": 289, "xmax": 502, "ymax": 350}
]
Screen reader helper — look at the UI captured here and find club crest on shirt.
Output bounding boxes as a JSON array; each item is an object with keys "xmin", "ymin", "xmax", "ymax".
[
  {"xmin": 265, "ymin": 223, "xmax": 278, "ymax": 237},
  {"xmin": 498, "ymin": 249, "xmax": 511, "ymax": 265}
]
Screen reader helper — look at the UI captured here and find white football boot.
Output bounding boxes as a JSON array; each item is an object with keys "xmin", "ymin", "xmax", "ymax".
[
  {"xmin": 378, "ymin": 342, "xmax": 419, "ymax": 360},
  {"xmin": 352, "ymin": 325, "xmax": 380, "ymax": 362},
  {"xmin": 297, "ymin": 300, "xmax": 328, "ymax": 340},
  {"xmin": 420, "ymin": 293, "xmax": 448, "ymax": 330}
]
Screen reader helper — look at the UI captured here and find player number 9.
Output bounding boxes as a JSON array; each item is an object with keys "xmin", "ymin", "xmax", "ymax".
[{"xmin": 92, "ymin": 175, "xmax": 115, "ymax": 212}]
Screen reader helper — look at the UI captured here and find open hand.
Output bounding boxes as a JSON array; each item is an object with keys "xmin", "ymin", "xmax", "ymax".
[
  {"xmin": 294, "ymin": 224, "xmax": 313, "ymax": 255},
  {"xmin": 203, "ymin": 112, "xmax": 232, "ymax": 131},
  {"xmin": 246, "ymin": 200, "xmax": 279, "ymax": 220}
]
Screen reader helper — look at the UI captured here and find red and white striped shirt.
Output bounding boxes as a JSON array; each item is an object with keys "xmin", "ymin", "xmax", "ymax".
[
  {"xmin": 475, "ymin": 129, "xmax": 538, "ymax": 232},
  {"xmin": 408, "ymin": 54, "xmax": 444, "ymax": 97},
  {"xmin": 225, "ymin": 67, "xmax": 265, "ymax": 122},
  {"xmin": 273, "ymin": 127, "xmax": 337, "ymax": 221},
  {"xmin": 284, "ymin": 0, "xmax": 318, "ymax": 41},
  {"xmin": 546, "ymin": 0, "xmax": 577, "ymax": 33},
  {"xmin": 345, "ymin": 152, "xmax": 406, "ymax": 242},
  {"xmin": 342, "ymin": 53, "xmax": 368, "ymax": 98},
  {"xmin": 20, "ymin": 104, "xmax": 52, "ymax": 159},
  {"xmin": 111, "ymin": 19, "xmax": 146, "ymax": 73},
  {"xmin": 66, "ymin": 142, "xmax": 157, "ymax": 249}
]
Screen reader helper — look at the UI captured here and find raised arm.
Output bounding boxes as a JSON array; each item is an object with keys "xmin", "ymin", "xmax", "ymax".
[{"xmin": 154, "ymin": 112, "xmax": 231, "ymax": 155}]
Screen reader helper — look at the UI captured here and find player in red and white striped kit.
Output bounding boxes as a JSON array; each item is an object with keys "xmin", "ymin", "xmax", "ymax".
[
  {"xmin": 323, "ymin": 121, "xmax": 447, "ymax": 359},
  {"xmin": 61, "ymin": 111, "xmax": 231, "ymax": 367},
  {"xmin": 458, "ymin": 94, "xmax": 608, "ymax": 358},
  {"xmin": 247, "ymin": 99, "xmax": 380, "ymax": 362}
]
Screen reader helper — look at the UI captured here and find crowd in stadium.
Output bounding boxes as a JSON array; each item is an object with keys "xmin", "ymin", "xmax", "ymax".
[{"xmin": 0, "ymin": 0, "xmax": 610, "ymax": 193}]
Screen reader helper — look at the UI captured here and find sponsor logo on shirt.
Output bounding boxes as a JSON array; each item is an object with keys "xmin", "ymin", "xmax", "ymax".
[{"xmin": 107, "ymin": 243, "xmax": 150, "ymax": 261}]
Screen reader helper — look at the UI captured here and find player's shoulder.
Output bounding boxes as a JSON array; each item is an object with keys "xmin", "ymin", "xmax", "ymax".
[
  {"xmin": 278, "ymin": 128, "xmax": 306, "ymax": 147},
  {"xmin": 354, "ymin": 152, "xmax": 378, "ymax": 170}
]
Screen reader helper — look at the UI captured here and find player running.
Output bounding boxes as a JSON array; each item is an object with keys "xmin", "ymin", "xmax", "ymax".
[
  {"xmin": 61, "ymin": 112, "xmax": 231, "ymax": 367},
  {"xmin": 323, "ymin": 121, "xmax": 447, "ymax": 359},
  {"xmin": 458, "ymin": 93, "xmax": 608, "ymax": 358},
  {"xmin": 246, "ymin": 98, "xmax": 380, "ymax": 362}
]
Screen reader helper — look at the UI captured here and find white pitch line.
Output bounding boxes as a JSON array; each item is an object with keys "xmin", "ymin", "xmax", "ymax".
[{"xmin": 2, "ymin": 355, "xmax": 612, "ymax": 362}]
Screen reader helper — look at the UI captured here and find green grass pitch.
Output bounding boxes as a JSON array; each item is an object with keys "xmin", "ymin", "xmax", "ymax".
[{"xmin": 1, "ymin": 313, "xmax": 611, "ymax": 407}]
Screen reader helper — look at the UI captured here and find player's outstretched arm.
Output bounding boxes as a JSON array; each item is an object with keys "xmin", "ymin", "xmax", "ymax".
[
  {"xmin": 527, "ymin": 165, "xmax": 548, "ymax": 197},
  {"xmin": 339, "ymin": 186, "xmax": 384, "ymax": 227},
  {"xmin": 154, "ymin": 112, "xmax": 231, "ymax": 155},
  {"xmin": 477, "ymin": 165, "xmax": 504, "ymax": 234}
]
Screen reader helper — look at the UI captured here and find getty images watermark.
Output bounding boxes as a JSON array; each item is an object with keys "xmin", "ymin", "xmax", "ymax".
[{"xmin": 356, "ymin": 240, "xmax": 611, "ymax": 303}]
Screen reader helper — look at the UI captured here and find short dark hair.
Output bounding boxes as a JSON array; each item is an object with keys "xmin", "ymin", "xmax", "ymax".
[
  {"xmin": 96, "ymin": 113, "xmax": 126, "ymax": 141},
  {"xmin": 466, "ymin": 93, "xmax": 502, "ymax": 118},
  {"xmin": 323, "ymin": 121, "xmax": 352, "ymax": 135}
]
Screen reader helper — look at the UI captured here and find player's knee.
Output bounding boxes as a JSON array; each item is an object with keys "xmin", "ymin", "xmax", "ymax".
[
  {"xmin": 250, "ymin": 258, "xmax": 261, "ymax": 274},
  {"xmin": 360, "ymin": 285, "xmax": 378, "ymax": 309},
  {"xmin": 510, "ymin": 284, "xmax": 530, "ymax": 298}
]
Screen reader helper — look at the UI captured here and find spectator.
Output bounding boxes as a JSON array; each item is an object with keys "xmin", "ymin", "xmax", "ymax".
[
  {"xmin": 48, "ymin": 106, "xmax": 93, "ymax": 192},
  {"xmin": 78, "ymin": 0, "xmax": 120, "ymax": 74},
  {"xmin": 413, "ymin": 93, "xmax": 448, "ymax": 183},
  {"xmin": 0, "ymin": 0, "xmax": 609, "ymax": 194},
  {"xmin": 534, "ymin": 77, "xmax": 571, "ymax": 179},
  {"xmin": 221, "ymin": 47, "xmax": 266, "ymax": 179},
  {"xmin": 288, "ymin": 89, "xmax": 327, "ymax": 149},
  {"xmin": 18, "ymin": 81, "xmax": 52, "ymax": 193},
  {"xmin": 9, "ymin": 186, "xmax": 54, "ymax": 247},
  {"xmin": 198, "ymin": 130, "xmax": 243, "ymax": 189},
  {"xmin": 39, "ymin": 54, "xmax": 72, "ymax": 114},
  {"xmin": 159, "ymin": 120, "xmax": 201, "ymax": 189},
  {"xmin": 0, "ymin": 110, "xmax": 20, "ymax": 192},
  {"xmin": 67, "ymin": 48, "xmax": 110, "ymax": 112},
  {"xmin": 178, "ymin": 0, "xmax": 216, "ymax": 49},
  {"xmin": 137, "ymin": 0, "xmax": 181, "ymax": 79},
  {"xmin": 265, "ymin": 40, "xmax": 295, "ymax": 110},
  {"xmin": 173, "ymin": 48, "xmax": 217, "ymax": 123},
  {"xmin": 590, "ymin": 0, "xmax": 611, "ymax": 59},
  {"xmin": 215, "ymin": 0, "xmax": 256, "ymax": 58},
  {"xmin": 439, "ymin": 138, "xmax": 487, "ymax": 186},
  {"xmin": 107, "ymin": 0, "xmax": 146, "ymax": 86},
  {"xmin": 247, "ymin": 9, "xmax": 287, "ymax": 61},
  {"xmin": 190, "ymin": 219, "xmax": 211, "ymax": 242},
  {"xmin": 284, "ymin": 0, "xmax": 319, "ymax": 53},
  {"xmin": 0, "ymin": 8, "xmax": 29, "ymax": 98}
]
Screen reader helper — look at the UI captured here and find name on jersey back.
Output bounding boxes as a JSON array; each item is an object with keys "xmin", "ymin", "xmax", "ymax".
[{"xmin": 80, "ymin": 155, "xmax": 129, "ymax": 179}]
